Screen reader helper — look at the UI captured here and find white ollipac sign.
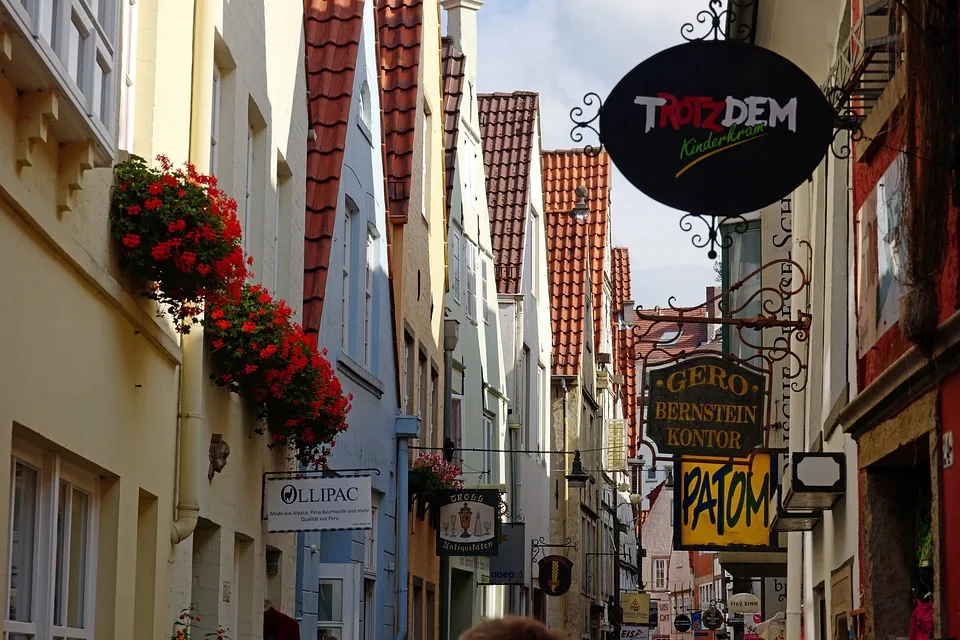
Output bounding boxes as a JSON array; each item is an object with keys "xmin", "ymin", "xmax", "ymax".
[{"xmin": 264, "ymin": 475, "xmax": 373, "ymax": 532}]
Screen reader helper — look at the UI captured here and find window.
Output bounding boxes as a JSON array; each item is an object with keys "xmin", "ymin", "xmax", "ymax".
[
  {"xmin": 536, "ymin": 365, "xmax": 545, "ymax": 456},
  {"xmin": 362, "ymin": 579, "xmax": 376, "ymax": 640},
  {"xmin": 5, "ymin": 445, "xmax": 99, "ymax": 640},
  {"xmin": 117, "ymin": 0, "xmax": 138, "ymax": 152},
  {"xmin": 364, "ymin": 232, "xmax": 375, "ymax": 367},
  {"xmin": 462, "ymin": 136, "xmax": 477, "ymax": 205},
  {"xmin": 418, "ymin": 349, "xmax": 428, "ymax": 430},
  {"xmin": 243, "ymin": 126, "xmax": 254, "ymax": 251},
  {"xmin": 481, "ymin": 256, "xmax": 490, "ymax": 325},
  {"xmin": 274, "ymin": 170, "xmax": 290, "ymax": 297},
  {"xmin": 522, "ymin": 347, "xmax": 532, "ymax": 448},
  {"xmin": 430, "ymin": 367, "xmax": 439, "ymax": 447},
  {"xmin": 581, "ymin": 519, "xmax": 597, "ymax": 594},
  {"xmin": 654, "ymin": 558, "xmax": 669, "ymax": 591},
  {"xmin": 404, "ymin": 333, "xmax": 415, "ymax": 414},
  {"xmin": 413, "ymin": 582, "xmax": 423, "ymax": 640},
  {"xmin": 318, "ymin": 578, "xmax": 344, "ymax": 639},
  {"xmin": 517, "ymin": 351, "xmax": 526, "ymax": 447},
  {"xmin": 210, "ymin": 67, "xmax": 221, "ymax": 175},
  {"xmin": 341, "ymin": 202, "xmax": 356, "ymax": 352},
  {"xmin": 360, "ymin": 80, "xmax": 372, "ymax": 128},
  {"xmin": 721, "ymin": 221, "xmax": 761, "ymax": 359},
  {"xmin": 421, "ymin": 103, "xmax": 430, "ymax": 220},
  {"xmin": 450, "ymin": 230, "xmax": 462, "ymax": 303},
  {"xmin": 465, "ymin": 240, "xmax": 477, "ymax": 324},
  {"xmin": 451, "ymin": 395, "xmax": 463, "ymax": 468},
  {"xmin": 425, "ymin": 587, "xmax": 436, "ymax": 640},
  {"xmin": 364, "ymin": 497, "xmax": 378, "ymax": 573},
  {"xmin": 530, "ymin": 208, "xmax": 541, "ymax": 299},
  {"xmin": 482, "ymin": 413, "xmax": 493, "ymax": 482},
  {"xmin": 647, "ymin": 466, "xmax": 657, "ymax": 480}
]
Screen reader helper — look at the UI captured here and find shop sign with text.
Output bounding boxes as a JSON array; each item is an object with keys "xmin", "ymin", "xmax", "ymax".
[
  {"xmin": 622, "ymin": 593, "xmax": 652, "ymax": 625},
  {"xmin": 600, "ymin": 40, "xmax": 834, "ymax": 216},
  {"xmin": 488, "ymin": 523, "xmax": 525, "ymax": 585},
  {"xmin": 436, "ymin": 489, "xmax": 500, "ymax": 556},
  {"xmin": 674, "ymin": 453, "xmax": 775, "ymax": 551},
  {"xmin": 538, "ymin": 555, "xmax": 573, "ymax": 596},
  {"xmin": 264, "ymin": 475, "xmax": 372, "ymax": 533},
  {"xmin": 646, "ymin": 356, "xmax": 765, "ymax": 457}
]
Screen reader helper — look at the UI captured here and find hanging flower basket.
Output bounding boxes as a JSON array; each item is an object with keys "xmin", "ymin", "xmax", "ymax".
[
  {"xmin": 411, "ymin": 454, "xmax": 463, "ymax": 494},
  {"xmin": 111, "ymin": 154, "xmax": 248, "ymax": 332},
  {"xmin": 205, "ymin": 283, "xmax": 352, "ymax": 467}
]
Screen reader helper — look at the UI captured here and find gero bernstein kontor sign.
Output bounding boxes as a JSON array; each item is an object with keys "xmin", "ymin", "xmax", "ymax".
[
  {"xmin": 599, "ymin": 40, "xmax": 835, "ymax": 217},
  {"xmin": 646, "ymin": 356, "xmax": 765, "ymax": 457},
  {"xmin": 674, "ymin": 452, "xmax": 775, "ymax": 551},
  {"xmin": 264, "ymin": 475, "xmax": 372, "ymax": 533}
]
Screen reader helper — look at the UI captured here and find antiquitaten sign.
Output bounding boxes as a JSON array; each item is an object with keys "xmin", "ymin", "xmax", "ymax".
[
  {"xmin": 538, "ymin": 555, "xmax": 573, "ymax": 596},
  {"xmin": 436, "ymin": 489, "xmax": 500, "ymax": 556},
  {"xmin": 600, "ymin": 40, "xmax": 835, "ymax": 217},
  {"xmin": 622, "ymin": 592, "xmax": 652, "ymax": 625},
  {"xmin": 264, "ymin": 475, "xmax": 372, "ymax": 533},
  {"xmin": 674, "ymin": 453, "xmax": 775, "ymax": 551},
  {"xmin": 646, "ymin": 356, "xmax": 765, "ymax": 457}
]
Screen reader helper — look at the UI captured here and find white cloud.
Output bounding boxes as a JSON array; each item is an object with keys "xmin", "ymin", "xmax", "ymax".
[{"xmin": 472, "ymin": 0, "xmax": 716, "ymax": 307}]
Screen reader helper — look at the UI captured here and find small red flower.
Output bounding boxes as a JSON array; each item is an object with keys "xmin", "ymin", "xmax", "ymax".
[
  {"xmin": 216, "ymin": 319, "xmax": 231, "ymax": 330},
  {"xmin": 144, "ymin": 197, "xmax": 163, "ymax": 210},
  {"xmin": 241, "ymin": 321, "xmax": 257, "ymax": 333},
  {"xmin": 148, "ymin": 182, "xmax": 163, "ymax": 195},
  {"xmin": 121, "ymin": 233, "xmax": 141, "ymax": 248},
  {"xmin": 126, "ymin": 205, "xmax": 141, "ymax": 216},
  {"xmin": 243, "ymin": 364, "xmax": 258, "ymax": 375},
  {"xmin": 212, "ymin": 339, "xmax": 224, "ymax": 349}
]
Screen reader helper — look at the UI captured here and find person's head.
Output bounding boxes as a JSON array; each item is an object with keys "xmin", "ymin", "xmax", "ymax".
[{"xmin": 458, "ymin": 617, "xmax": 570, "ymax": 640}]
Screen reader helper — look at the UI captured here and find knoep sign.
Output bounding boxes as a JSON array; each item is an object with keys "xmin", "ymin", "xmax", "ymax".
[
  {"xmin": 600, "ymin": 40, "xmax": 834, "ymax": 216},
  {"xmin": 646, "ymin": 356, "xmax": 765, "ymax": 457}
]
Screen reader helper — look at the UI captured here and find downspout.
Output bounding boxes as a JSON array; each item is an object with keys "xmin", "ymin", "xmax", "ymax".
[
  {"xmin": 560, "ymin": 378, "xmax": 568, "ymax": 628},
  {"xmin": 510, "ymin": 298, "xmax": 522, "ymax": 615},
  {"xmin": 172, "ymin": 0, "xmax": 215, "ymax": 545}
]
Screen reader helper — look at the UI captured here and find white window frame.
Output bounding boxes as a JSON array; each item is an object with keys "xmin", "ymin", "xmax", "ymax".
[
  {"xmin": 360, "ymin": 80, "xmax": 372, "ymax": 128},
  {"xmin": 243, "ymin": 126, "xmax": 254, "ymax": 252},
  {"xmin": 536, "ymin": 365, "xmax": 545, "ymax": 459},
  {"xmin": 210, "ymin": 66, "xmax": 221, "ymax": 175},
  {"xmin": 341, "ymin": 202, "xmax": 355, "ymax": 353},
  {"xmin": 364, "ymin": 231, "xmax": 375, "ymax": 368},
  {"xmin": 653, "ymin": 558, "xmax": 668, "ymax": 591},
  {"xmin": 465, "ymin": 240, "xmax": 477, "ymax": 324},
  {"xmin": 462, "ymin": 134, "xmax": 477, "ymax": 205},
  {"xmin": 481, "ymin": 255, "xmax": 490, "ymax": 325},
  {"xmin": 530, "ymin": 207, "xmax": 541, "ymax": 299},
  {"xmin": 117, "ymin": 0, "xmax": 137, "ymax": 152},
  {"xmin": 273, "ymin": 173, "xmax": 282, "ymax": 296},
  {"xmin": 5, "ymin": 442, "xmax": 100, "ymax": 640},
  {"xmin": 450, "ymin": 229, "xmax": 462, "ymax": 303},
  {"xmin": 363, "ymin": 496, "xmax": 379, "ymax": 574},
  {"xmin": 482, "ymin": 414, "xmax": 493, "ymax": 482}
]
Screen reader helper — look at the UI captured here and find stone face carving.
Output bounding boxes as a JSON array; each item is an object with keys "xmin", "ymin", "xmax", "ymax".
[{"xmin": 208, "ymin": 434, "xmax": 231, "ymax": 481}]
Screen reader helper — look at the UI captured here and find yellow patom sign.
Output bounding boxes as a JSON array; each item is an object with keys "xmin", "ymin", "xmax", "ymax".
[
  {"xmin": 608, "ymin": 419, "xmax": 627, "ymax": 471},
  {"xmin": 622, "ymin": 592, "xmax": 651, "ymax": 625},
  {"xmin": 674, "ymin": 452, "xmax": 775, "ymax": 551}
]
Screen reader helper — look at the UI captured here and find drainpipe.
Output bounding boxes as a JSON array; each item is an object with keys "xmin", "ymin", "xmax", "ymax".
[
  {"xmin": 510, "ymin": 298, "xmax": 522, "ymax": 615},
  {"xmin": 560, "ymin": 378, "xmax": 568, "ymax": 628},
  {"xmin": 395, "ymin": 416, "xmax": 420, "ymax": 640},
  {"xmin": 440, "ymin": 319, "xmax": 460, "ymax": 640},
  {"xmin": 172, "ymin": 0, "xmax": 215, "ymax": 545}
]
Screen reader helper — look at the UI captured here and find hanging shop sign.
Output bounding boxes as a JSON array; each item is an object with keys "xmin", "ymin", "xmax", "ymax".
[
  {"xmin": 646, "ymin": 355, "xmax": 765, "ymax": 457},
  {"xmin": 537, "ymin": 555, "xmax": 574, "ymax": 596},
  {"xmin": 622, "ymin": 593, "xmax": 652, "ymax": 625},
  {"xmin": 703, "ymin": 607, "xmax": 725, "ymax": 630},
  {"xmin": 436, "ymin": 489, "xmax": 500, "ymax": 556},
  {"xmin": 728, "ymin": 593, "xmax": 761, "ymax": 615},
  {"xmin": 600, "ymin": 40, "xmax": 835, "ymax": 217},
  {"xmin": 622, "ymin": 627, "xmax": 651, "ymax": 640},
  {"xmin": 674, "ymin": 614, "xmax": 692, "ymax": 633},
  {"xmin": 489, "ymin": 523, "xmax": 525, "ymax": 585},
  {"xmin": 674, "ymin": 452, "xmax": 775, "ymax": 551},
  {"xmin": 263, "ymin": 474, "xmax": 373, "ymax": 533}
]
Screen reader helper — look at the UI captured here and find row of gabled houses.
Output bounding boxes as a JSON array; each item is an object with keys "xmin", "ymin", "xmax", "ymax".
[{"xmin": 0, "ymin": 0, "xmax": 639, "ymax": 639}]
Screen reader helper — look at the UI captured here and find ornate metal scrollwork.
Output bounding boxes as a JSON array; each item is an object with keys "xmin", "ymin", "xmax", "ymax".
[
  {"xmin": 824, "ymin": 87, "xmax": 866, "ymax": 160},
  {"xmin": 569, "ymin": 92, "xmax": 603, "ymax": 158},
  {"xmin": 681, "ymin": 0, "xmax": 756, "ymax": 42},
  {"xmin": 679, "ymin": 212, "xmax": 750, "ymax": 260},
  {"xmin": 531, "ymin": 536, "xmax": 578, "ymax": 563}
]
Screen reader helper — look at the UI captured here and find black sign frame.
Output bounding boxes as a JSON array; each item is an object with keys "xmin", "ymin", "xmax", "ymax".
[
  {"xmin": 674, "ymin": 614, "xmax": 692, "ymax": 633},
  {"xmin": 599, "ymin": 39, "xmax": 836, "ymax": 217},
  {"xmin": 703, "ymin": 608, "xmax": 724, "ymax": 630},
  {"xmin": 645, "ymin": 354, "xmax": 767, "ymax": 457},
  {"xmin": 537, "ymin": 555, "xmax": 574, "ymax": 597},
  {"xmin": 435, "ymin": 489, "xmax": 501, "ymax": 557}
]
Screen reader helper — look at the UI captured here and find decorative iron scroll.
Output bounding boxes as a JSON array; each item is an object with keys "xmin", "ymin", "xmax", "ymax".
[
  {"xmin": 569, "ymin": 92, "xmax": 603, "ymax": 158},
  {"xmin": 531, "ymin": 536, "xmax": 577, "ymax": 563},
  {"xmin": 633, "ymin": 246, "xmax": 813, "ymax": 455},
  {"xmin": 680, "ymin": 212, "xmax": 750, "ymax": 260},
  {"xmin": 681, "ymin": 0, "xmax": 757, "ymax": 42}
]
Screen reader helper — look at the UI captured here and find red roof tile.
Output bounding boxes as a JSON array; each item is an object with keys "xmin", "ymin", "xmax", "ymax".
[
  {"xmin": 441, "ymin": 37, "xmax": 465, "ymax": 225},
  {"xmin": 543, "ymin": 150, "xmax": 611, "ymax": 359},
  {"xmin": 611, "ymin": 247, "xmax": 638, "ymax": 458},
  {"xmin": 478, "ymin": 91, "xmax": 540, "ymax": 295},
  {"xmin": 303, "ymin": 0, "xmax": 365, "ymax": 336},
  {"xmin": 377, "ymin": 0, "xmax": 423, "ymax": 224},
  {"xmin": 633, "ymin": 306, "xmax": 716, "ymax": 362},
  {"xmin": 545, "ymin": 204, "xmax": 590, "ymax": 376}
]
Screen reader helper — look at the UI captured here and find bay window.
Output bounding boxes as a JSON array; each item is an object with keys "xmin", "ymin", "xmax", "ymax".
[{"xmin": 6, "ymin": 443, "xmax": 99, "ymax": 640}]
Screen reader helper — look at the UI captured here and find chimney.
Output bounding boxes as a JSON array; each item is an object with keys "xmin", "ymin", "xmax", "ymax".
[
  {"xmin": 705, "ymin": 286, "xmax": 718, "ymax": 319},
  {"xmin": 442, "ymin": 0, "xmax": 483, "ymax": 83}
]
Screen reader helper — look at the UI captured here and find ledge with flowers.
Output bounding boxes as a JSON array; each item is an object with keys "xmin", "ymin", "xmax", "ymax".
[
  {"xmin": 111, "ymin": 154, "xmax": 352, "ymax": 467},
  {"xmin": 408, "ymin": 453, "xmax": 463, "ymax": 521}
]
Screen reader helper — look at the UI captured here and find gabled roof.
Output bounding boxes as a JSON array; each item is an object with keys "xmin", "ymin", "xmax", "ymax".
[
  {"xmin": 477, "ymin": 91, "xmax": 540, "ymax": 295},
  {"xmin": 545, "ymin": 204, "xmax": 590, "ymax": 376},
  {"xmin": 633, "ymin": 306, "xmax": 718, "ymax": 362},
  {"xmin": 611, "ymin": 247, "xmax": 638, "ymax": 458},
  {"xmin": 376, "ymin": 0, "xmax": 423, "ymax": 224},
  {"xmin": 543, "ymin": 150, "xmax": 612, "ymax": 358},
  {"xmin": 303, "ymin": 0, "xmax": 365, "ymax": 336},
  {"xmin": 441, "ymin": 37, "xmax": 466, "ymax": 224}
]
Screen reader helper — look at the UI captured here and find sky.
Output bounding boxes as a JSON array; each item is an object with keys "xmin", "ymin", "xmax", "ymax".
[{"xmin": 470, "ymin": 0, "xmax": 719, "ymax": 308}]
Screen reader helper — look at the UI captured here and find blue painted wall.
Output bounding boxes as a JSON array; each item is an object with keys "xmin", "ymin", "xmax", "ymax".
[{"xmin": 298, "ymin": 4, "xmax": 399, "ymax": 639}]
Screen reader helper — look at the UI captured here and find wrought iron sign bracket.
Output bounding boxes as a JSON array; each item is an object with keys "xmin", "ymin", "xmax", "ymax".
[
  {"xmin": 531, "ymin": 536, "xmax": 578, "ymax": 563},
  {"xmin": 569, "ymin": 92, "xmax": 603, "ymax": 158},
  {"xmin": 823, "ymin": 85, "xmax": 866, "ymax": 160},
  {"xmin": 680, "ymin": 0, "xmax": 757, "ymax": 43}
]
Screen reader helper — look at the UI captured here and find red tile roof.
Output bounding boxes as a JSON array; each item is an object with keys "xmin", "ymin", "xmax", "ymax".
[
  {"xmin": 633, "ymin": 306, "xmax": 717, "ymax": 362},
  {"xmin": 611, "ymin": 247, "xmax": 638, "ymax": 458},
  {"xmin": 543, "ymin": 150, "xmax": 612, "ymax": 367},
  {"xmin": 478, "ymin": 91, "xmax": 540, "ymax": 295},
  {"xmin": 545, "ymin": 204, "xmax": 589, "ymax": 376},
  {"xmin": 303, "ymin": 0, "xmax": 365, "ymax": 336},
  {"xmin": 441, "ymin": 37, "xmax": 466, "ymax": 224},
  {"xmin": 377, "ymin": 0, "xmax": 423, "ymax": 224}
]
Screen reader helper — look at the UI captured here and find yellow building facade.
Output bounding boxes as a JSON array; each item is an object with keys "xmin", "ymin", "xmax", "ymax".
[{"xmin": 0, "ymin": 0, "xmax": 306, "ymax": 638}]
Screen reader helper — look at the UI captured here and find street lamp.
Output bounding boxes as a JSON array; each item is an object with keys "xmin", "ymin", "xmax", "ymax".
[
  {"xmin": 565, "ymin": 450, "xmax": 591, "ymax": 489},
  {"xmin": 571, "ymin": 185, "xmax": 589, "ymax": 222}
]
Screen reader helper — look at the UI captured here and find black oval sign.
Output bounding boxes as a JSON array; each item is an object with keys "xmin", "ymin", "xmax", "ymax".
[
  {"xmin": 600, "ymin": 40, "xmax": 834, "ymax": 216},
  {"xmin": 703, "ymin": 607, "xmax": 724, "ymax": 630},
  {"xmin": 674, "ymin": 614, "xmax": 692, "ymax": 633}
]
